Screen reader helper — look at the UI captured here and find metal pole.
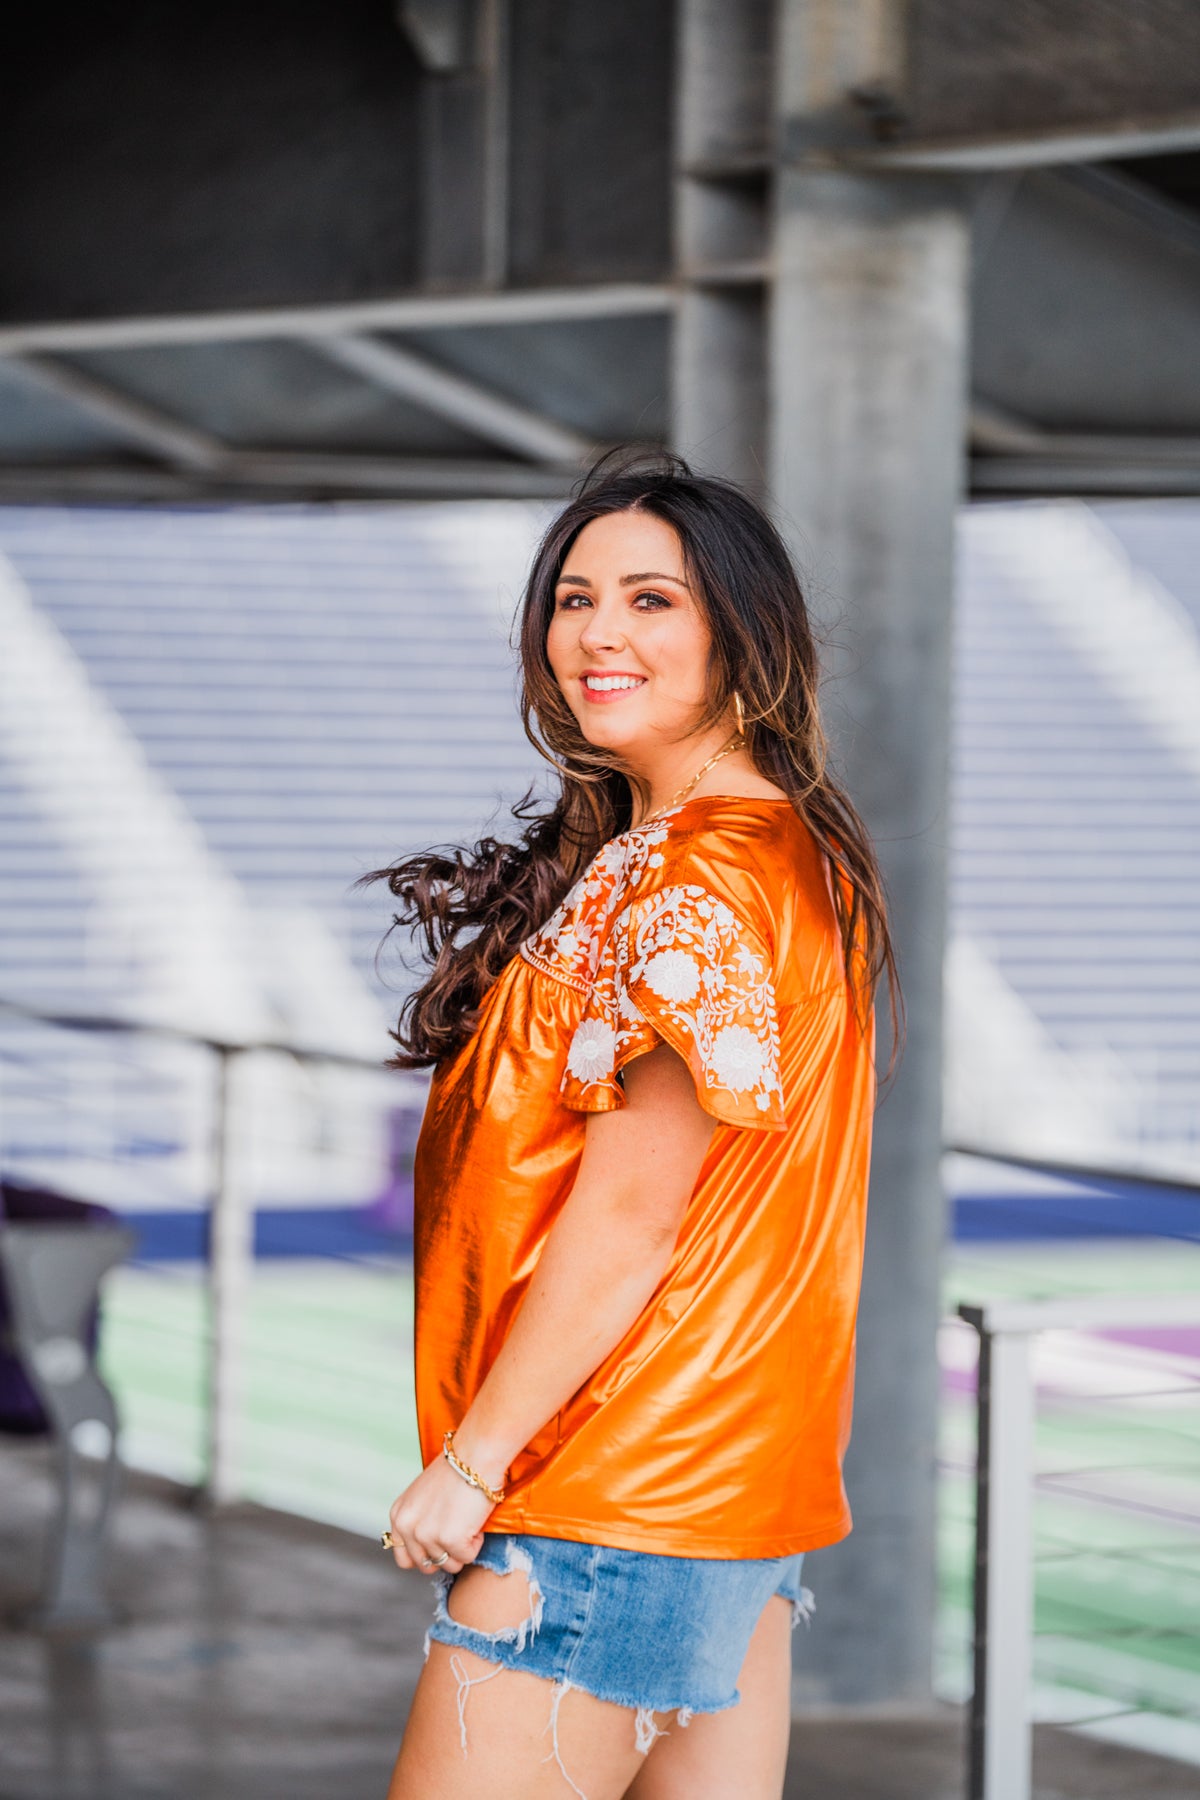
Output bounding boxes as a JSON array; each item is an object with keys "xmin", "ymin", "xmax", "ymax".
[
  {"xmin": 205, "ymin": 1044, "xmax": 251, "ymax": 1506},
  {"xmin": 969, "ymin": 1327, "xmax": 1035, "ymax": 1800}
]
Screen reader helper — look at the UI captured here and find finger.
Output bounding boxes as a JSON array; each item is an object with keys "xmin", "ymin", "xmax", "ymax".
[
  {"xmin": 388, "ymin": 1504, "xmax": 418, "ymax": 1569},
  {"xmin": 428, "ymin": 1553, "xmax": 465, "ymax": 1576},
  {"xmin": 413, "ymin": 1545, "xmax": 457, "ymax": 1576}
]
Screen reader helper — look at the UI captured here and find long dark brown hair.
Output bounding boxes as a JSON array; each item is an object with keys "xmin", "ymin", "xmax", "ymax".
[{"xmin": 362, "ymin": 448, "xmax": 901, "ymax": 1073}]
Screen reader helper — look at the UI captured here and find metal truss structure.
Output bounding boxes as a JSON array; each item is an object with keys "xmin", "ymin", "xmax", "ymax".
[{"xmin": 1, "ymin": 3, "xmax": 1199, "ymax": 502}]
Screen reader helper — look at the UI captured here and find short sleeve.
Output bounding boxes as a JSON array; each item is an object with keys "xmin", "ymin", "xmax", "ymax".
[{"xmin": 560, "ymin": 883, "xmax": 786, "ymax": 1130}]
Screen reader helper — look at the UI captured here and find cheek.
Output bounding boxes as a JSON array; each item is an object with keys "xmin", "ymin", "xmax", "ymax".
[
  {"xmin": 544, "ymin": 613, "xmax": 575, "ymax": 681},
  {"xmin": 643, "ymin": 617, "xmax": 711, "ymax": 700}
]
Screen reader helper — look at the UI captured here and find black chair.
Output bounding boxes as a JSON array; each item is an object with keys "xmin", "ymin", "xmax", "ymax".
[{"xmin": 0, "ymin": 1179, "xmax": 135, "ymax": 1627}]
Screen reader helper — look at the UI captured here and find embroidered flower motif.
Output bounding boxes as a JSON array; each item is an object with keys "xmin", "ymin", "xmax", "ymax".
[
  {"xmin": 617, "ymin": 987, "xmax": 645, "ymax": 1024},
  {"xmin": 620, "ymin": 889, "xmax": 784, "ymax": 1118},
  {"xmin": 734, "ymin": 943, "xmax": 764, "ymax": 976},
  {"xmin": 708, "ymin": 1024, "xmax": 768, "ymax": 1093},
  {"xmin": 566, "ymin": 1018, "xmax": 618, "ymax": 1085},
  {"xmin": 518, "ymin": 812, "xmax": 785, "ymax": 1127},
  {"xmin": 554, "ymin": 887, "xmax": 783, "ymax": 1121},
  {"xmin": 642, "ymin": 948, "xmax": 702, "ymax": 1003},
  {"xmin": 519, "ymin": 816, "xmax": 674, "ymax": 993}
]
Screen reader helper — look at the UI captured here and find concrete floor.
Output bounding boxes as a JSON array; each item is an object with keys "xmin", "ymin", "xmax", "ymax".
[{"xmin": 1, "ymin": 1441, "xmax": 1195, "ymax": 1800}]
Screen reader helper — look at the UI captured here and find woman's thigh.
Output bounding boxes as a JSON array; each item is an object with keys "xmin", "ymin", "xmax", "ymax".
[
  {"xmin": 387, "ymin": 1563, "xmax": 650, "ymax": 1800},
  {"xmin": 623, "ymin": 1594, "xmax": 794, "ymax": 1800}
]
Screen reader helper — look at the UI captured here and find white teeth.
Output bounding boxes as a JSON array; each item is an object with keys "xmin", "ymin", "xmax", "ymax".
[{"xmin": 584, "ymin": 675, "xmax": 645, "ymax": 692}]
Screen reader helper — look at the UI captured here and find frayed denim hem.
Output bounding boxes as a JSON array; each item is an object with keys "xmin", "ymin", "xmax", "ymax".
[
  {"xmin": 789, "ymin": 1584, "xmax": 817, "ymax": 1631},
  {"xmin": 420, "ymin": 1536, "xmax": 746, "ymax": 1795}
]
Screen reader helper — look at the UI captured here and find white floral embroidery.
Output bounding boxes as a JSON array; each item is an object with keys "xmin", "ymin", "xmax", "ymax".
[
  {"xmin": 566, "ymin": 1018, "xmax": 618, "ymax": 1085},
  {"xmin": 621, "ymin": 888, "xmax": 784, "ymax": 1117},
  {"xmin": 642, "ymin": 947, "xmax": 702, "ymax": 1003},
  {"xmin": 709, "ymin": 1023, "xmax": 768, "ymax": 1092},
  {"xmin": 519, "ymin": 814, "xmax": 674, "ymax": 993},
  {"xmin": 556, "ymin": 882, "xmax": 783, "ymax": 1122},
  {"xmin": 518, "ymin": 813, "xmax": 784, "ymax": 1124}
]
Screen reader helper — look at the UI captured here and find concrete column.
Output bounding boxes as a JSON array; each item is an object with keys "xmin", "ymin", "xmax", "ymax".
[
  {"xmin": 769, "ymin": 164, "xmax": 971, "ymax": 1703},
  {"xmin": 670, "ymin": 0, "xmax": 772, "ymax": 489}
]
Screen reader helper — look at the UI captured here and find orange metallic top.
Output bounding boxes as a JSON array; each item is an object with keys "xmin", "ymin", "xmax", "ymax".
[{"xmin": 412, "ymin": 795, "xmax": 876, "ymax": 1558}]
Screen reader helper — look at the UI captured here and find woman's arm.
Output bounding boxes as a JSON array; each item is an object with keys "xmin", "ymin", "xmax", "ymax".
[
  {"xmin": 454, "ymin": 1040, "xmax": 717, "ymax": 1486},
  {"xmin": 387, "ymin": 1042, "xmax": 715, "ymax": 1571}
]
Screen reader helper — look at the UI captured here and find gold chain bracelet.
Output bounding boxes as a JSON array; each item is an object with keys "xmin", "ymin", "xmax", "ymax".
[{"xmin": 442, "ymin": 1429, "xmax": 507, "ymax": 1505}]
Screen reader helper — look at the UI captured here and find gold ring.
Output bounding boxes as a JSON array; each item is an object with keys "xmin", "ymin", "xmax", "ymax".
[
  {"xmin": 433, "ymin": 1551, "xmax": 450, "ymax": 1566},
  {"xmin": 380, "ymin": 1530, "xmax": 395, "ymax": 1550}
]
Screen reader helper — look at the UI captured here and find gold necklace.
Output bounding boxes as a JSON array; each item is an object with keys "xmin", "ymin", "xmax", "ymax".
[{"xmin": 643, "ymin": 733, "xmax": 744, "ymax": 825}]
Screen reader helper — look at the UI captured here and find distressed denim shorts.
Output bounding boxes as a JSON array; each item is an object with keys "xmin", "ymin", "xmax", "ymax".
[{"xmin": 423, "ymin": 1529, "xmax": 814, "ymax": 1783}]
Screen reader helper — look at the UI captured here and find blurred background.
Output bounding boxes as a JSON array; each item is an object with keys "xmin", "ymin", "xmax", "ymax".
[{"xmin": 0, "ymin": 5, "xmax": 1198, "ymax": 1799}]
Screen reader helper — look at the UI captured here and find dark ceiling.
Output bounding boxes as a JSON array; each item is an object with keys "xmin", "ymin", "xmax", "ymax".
[{"xmin": 1, "ymin": 1, "xmax": 1200, "ymax": 502}]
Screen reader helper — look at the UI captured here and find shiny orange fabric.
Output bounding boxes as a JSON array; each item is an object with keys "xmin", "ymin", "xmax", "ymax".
[{"xmin": 413, "ymin": 795, "xmax": 876, "ymax": 1558}]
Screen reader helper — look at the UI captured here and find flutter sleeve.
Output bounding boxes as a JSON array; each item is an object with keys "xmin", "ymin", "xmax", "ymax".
[{"xmin": 560, "ymin": 883, "xmax": 786, "ymax": 1130}]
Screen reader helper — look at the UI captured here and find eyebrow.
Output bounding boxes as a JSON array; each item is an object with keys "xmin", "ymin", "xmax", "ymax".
[{"xmin": 555, "ymin": 570, "xmax": 690, "ymax": 589}]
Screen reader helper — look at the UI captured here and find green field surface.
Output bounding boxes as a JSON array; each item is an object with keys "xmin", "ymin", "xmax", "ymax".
[
  {"xmin": 940, "ymin": 1238, "xmax": 1200, "ymax": 1765},
  {"xmin": 97, "ymin": 1236, "xmax": 1200, "ymax": 1764},
  {"xmin": 97, "ymin": 1257, "xmax": 422, "ymax": 1531}
]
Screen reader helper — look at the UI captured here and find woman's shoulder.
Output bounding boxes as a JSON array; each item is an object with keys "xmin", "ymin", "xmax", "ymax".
[
  {"xmin": 530, "ymin": 793, "xmax": 818, "ymax": 943},
  {"xmin": 649, "ymin": 793, "xmax": 812, "ymax": 885},
  {"xmin": 619, "ymin": 794, "xmax": 822, "ymax": 944},
  {"xmin": 521, "ymin": 793, "xmax": 843, "ymax": 1001}
]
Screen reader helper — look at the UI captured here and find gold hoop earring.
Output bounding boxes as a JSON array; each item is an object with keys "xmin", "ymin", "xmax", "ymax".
[{"xmin": 733, "ymin": 691, "xmax": 746, "ymax": 737}]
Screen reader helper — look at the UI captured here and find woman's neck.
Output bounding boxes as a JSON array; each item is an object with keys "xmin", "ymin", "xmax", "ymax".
[{"xmin": 627, "ymin": 733, "xmax": 785, "ymax": 827}]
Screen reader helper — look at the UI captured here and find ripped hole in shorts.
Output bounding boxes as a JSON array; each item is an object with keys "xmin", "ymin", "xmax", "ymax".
[
  {"xmin": 424, "ymin": 1538, "xmax": 697, "ymax": 1798},
  {"xmin": 444, "ymin": 1538, "xmax": 546, "ymax": 1652}
]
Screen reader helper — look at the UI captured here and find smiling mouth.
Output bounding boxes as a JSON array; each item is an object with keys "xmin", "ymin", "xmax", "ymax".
[{"xmin": 581, "ymin": 673, "xmax": 647, "ymax": 695}]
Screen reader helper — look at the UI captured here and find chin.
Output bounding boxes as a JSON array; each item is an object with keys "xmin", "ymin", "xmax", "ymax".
[
  {"xmin": 576, "ymin": 720, "xmax": 645, "ymax": 760},
  {"xmin": 569, "ymin": 705, "xmax": 631, "ymax": 746}
]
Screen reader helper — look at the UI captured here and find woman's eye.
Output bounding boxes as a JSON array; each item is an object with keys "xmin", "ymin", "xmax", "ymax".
[{"xmin": 553, "ymin": 590, "xmax": 671, "ymax": 612}]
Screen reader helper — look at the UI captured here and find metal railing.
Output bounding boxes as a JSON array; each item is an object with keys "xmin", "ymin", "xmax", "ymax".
[
  {"xmin": 4, "ymin": 1007, "xmax": 1198, "ymax": 1788},
  {"xmin": 950, "ymin": 1142, "xmax": 1200, "ymax": 1800},
  {"xmin": 960, "ymin": 1289, "xmax": 1200, "ymax": 1800},
  {"xmin": 0, "ymin": 994, "xmax": 423, "ymax": 1505}
]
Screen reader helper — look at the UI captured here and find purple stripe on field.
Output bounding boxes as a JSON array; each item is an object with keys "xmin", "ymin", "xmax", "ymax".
[
  {"xmin": 1032, "ymin": 1477, "xmax": 1200, "ymax": 1532},
  {"xmin": 1096, "ymin": 1326, "xmax": 1200, "ymax": 1363}
]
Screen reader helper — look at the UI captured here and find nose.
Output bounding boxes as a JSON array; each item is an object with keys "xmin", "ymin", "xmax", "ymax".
[{"xmin": 577, "ymin": 598, "xmax": 625, "ymax": 655}]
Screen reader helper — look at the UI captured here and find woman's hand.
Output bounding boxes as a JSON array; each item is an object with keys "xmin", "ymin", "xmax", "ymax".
[{"xmin": 387, "ymin": 1455, "xmax": 495, "ymax": 1575}]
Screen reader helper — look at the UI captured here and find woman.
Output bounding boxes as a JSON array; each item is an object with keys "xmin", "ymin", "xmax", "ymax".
[{"xmin": 370, "ymin": 449, "xmax": 896, "ymax": 1799}]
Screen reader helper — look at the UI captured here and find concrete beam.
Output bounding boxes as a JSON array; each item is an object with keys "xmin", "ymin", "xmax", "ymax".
[
  {"xmin": 0, "ymin": 284, "xmax": 674, "ymax": 358},
  {"xmin": 971, "ymin": 168, "xmax": 1200, "ymax": 437},
  {"xmin": 839, "ymin": 109, "xmax": 1200, "ymax": 173},
  {"xmin": 0, "ymin": 452, "xmax": 579, "ymax": 504},
  {"xmin": 399, "ymin": 0, "xmax": 478, "ymax": 74},
  {"xmin": 969, "ymin": 452, "xmax": 1200, "ymax": 497},
  {"xmin": 3, "ymin": 353, "xmax": 228, "ymax": 473},
  {"xmin": 311, "ymin": 333, "xmax": 593, "ymax": 463},
  {"xmin": 968, "ymin": 401, "xmax": 1200, "ymax": 493},
  {"xmin": 671, "ymin": 0, "xmax": 772, "ymax": 489},
  {"xmin": 968, "ymin": 399, "xmax": 1046, "ymax": 456},
  {"xmin": 410, "ymin": 0, "xmax": 510, "ymax": 287}
]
